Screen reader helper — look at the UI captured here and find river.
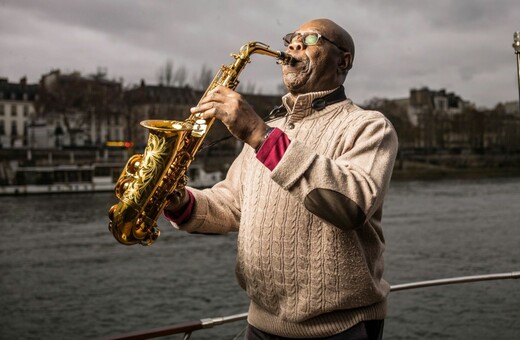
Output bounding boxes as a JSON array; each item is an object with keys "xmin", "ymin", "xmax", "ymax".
[{"xmin": 0, "ymin": 178, "xmax": 519, "ymax": 339}]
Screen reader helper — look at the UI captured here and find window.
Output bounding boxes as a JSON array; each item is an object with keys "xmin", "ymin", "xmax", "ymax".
[
  {"xmin": 11, "ymin": 121, "xmax": 17, "ymax": 136},
  {"xmin": 24, "ymin": 105, "xmax": 29, "ymax": 117},
  {"xmin": 11, "ymin": 105, "xmax": 17, "ymax": 116},
  {"xmin": 0, "ymin": 120, "xmax": 4, "ymax": 135},
  {"xmin": 0, "ymin": 104, "xmax": 4, "ymax": 116}
]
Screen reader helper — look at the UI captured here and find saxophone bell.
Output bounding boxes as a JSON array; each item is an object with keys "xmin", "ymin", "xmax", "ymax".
[{"xmin": 108, "ymin": 120, "xmax": 192, "ymax": 246}]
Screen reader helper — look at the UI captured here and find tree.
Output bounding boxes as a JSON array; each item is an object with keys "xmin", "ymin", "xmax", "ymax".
[
  {"xmin": 363, "ymin": 97, "xmax": 415, "ymax": 150},
  {"xmin": 238, "ymin": 81, "xmax": 257, "ymax": 94},
  {"xmin": 193, "ymin": 64, "xmax": 214, "ymax": 90},
  {"xmin": 173, "ymin": 65, "xmax": 188, "ymax": 87},
  {"xmin": 36, "ymin": 70, "xmax": 124, "ymax": 147},
  {"xmin": 157, "ymin": 60, "xmax": 174, "ymax": 86}
]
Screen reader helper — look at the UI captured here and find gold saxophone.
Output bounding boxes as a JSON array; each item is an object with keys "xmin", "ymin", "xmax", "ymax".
[{"xmin": 108, "ymin": 42, "xmax": 294, "ymax": 246}]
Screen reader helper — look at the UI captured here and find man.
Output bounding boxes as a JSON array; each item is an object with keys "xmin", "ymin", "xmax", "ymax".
[{"xmin": 165, "ymin": 18, "xmax": 398, "ymax": 340}]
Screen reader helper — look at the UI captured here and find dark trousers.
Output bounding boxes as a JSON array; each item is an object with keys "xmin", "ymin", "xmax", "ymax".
[{"xmin": 244, "ymin": 320, "xmax": 384, "ymax": 340}]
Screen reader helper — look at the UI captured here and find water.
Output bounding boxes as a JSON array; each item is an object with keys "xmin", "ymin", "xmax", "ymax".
[
  {"xmin": 383, "ymin": 179, "xmax": 520, "ymax": 339},
  {"xmin": 0, "ymin": 178, "xmax": 519, "ymax": 339}
]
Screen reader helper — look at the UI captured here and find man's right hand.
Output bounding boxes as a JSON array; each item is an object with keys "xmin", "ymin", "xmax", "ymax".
[{"xmin": 164, "ymin": 188, "xmax": 190, "ymax": 215}]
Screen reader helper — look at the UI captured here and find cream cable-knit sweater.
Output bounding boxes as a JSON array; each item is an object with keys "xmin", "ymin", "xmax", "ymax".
[{"xmin": 173, "ymin": 89, "xmax": 398, "ymax": 338}]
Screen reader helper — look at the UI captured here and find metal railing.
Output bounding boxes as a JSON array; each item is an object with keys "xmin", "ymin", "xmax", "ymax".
[{"xmin": 102, "ymin": 271, "xmax": 520, "ymax": 340}]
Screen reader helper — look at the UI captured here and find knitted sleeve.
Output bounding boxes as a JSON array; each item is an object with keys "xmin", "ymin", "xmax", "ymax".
[
  {"xmin": 270, "ymin": 112, "xmax": 398, "ymax": 231},
  {"xmin": 169, "ymin": 146, "xmax": 249, "ymax": 234}
]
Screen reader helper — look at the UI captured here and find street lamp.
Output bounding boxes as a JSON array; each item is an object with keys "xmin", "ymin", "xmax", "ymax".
[{"xmin": 513, "ymin": 32, "xmax": 520, "ymax": 112}]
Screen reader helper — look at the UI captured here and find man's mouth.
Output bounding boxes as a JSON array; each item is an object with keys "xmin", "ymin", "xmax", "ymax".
[
  {"xmin": 284, "ymin": 57, "xmax": 307, "ymax": 71},
  {"xmin": 279, "ymin": 54, "xmax": 299, "ymax": 67},
  {"xmin": 288, "ymin": 55, "xmax": 300, "ymax": 66}
]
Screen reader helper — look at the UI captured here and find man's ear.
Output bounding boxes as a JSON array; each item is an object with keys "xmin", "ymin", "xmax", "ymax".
[{"xmin": 340, "ymin": 52, "xmax": 353, "ymax": 71}]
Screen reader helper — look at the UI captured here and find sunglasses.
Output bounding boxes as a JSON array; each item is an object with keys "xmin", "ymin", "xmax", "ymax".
[{"xmin": 283, "ymin": 32, "xmax": 347, "ymax": 53}]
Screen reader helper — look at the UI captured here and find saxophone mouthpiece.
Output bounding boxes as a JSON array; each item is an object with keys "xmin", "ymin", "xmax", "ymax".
[{"xmin": 278, "ymin": 52, "xmax": 298, "ymax": 66}]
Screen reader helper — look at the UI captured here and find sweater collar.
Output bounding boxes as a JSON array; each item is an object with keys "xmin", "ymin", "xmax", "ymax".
[{"xmin": 282, "ymin": 87, "xmax": 340, "ymax": 122}]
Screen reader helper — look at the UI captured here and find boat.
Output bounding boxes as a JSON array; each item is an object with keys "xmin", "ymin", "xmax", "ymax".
[
  {"xmin": 0, "ymin": 162, "xmax": 122, "ymax": 195},
  {"xmin": 0, "ymin": 162, "xmax": 222, "ymax": 195}
]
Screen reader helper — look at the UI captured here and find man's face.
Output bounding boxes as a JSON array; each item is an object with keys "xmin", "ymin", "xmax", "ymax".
[{"xmin": 282, "ymin": 22, "xmax": 343, "ymax": 95}]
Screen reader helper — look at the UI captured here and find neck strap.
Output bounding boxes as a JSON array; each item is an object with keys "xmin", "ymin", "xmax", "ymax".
[
  {"xmin": 311, "ymin": 85, "xmax": 347, "ymax": 110},
  {"xmin": 267, "ymin": 86, "xmax": 347, "ymax": 121}
]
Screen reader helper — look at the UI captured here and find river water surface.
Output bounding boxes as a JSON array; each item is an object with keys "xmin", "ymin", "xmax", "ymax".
[{"xmin": 0, "ymin": 178, "xmax": 519, "ymax": 339}]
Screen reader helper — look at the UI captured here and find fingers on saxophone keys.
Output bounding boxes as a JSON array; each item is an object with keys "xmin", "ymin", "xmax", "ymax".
[
  {"xmin": 191, "ymin": 102, "xmax": 218, "ymax": 119},
  {"xmin": 190, "ymin": 105, "xmax": 204, "ymax": 118},
  {"xmin": 191, "ymin": 107, "xmax": 203, "ymax": 118},
  {"xmin": 191, "ymin": 109, "xmax": 205, "ymax": 121}
]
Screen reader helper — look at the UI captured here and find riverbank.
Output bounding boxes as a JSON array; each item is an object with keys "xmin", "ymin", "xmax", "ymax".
[{"xmin": 392, "ymin": 161, "xmax": 520, "ymax": 181}]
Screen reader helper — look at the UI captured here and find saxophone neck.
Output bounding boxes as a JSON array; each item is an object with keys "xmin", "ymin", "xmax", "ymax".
[{"xmin": 239, "ymin": 42, "xmax": 295, "ymax": 65}]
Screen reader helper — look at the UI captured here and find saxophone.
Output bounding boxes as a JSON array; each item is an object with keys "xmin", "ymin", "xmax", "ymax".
[{"xmin": 108, "ymin": 42, "xmax": 294, "ymax": 246}]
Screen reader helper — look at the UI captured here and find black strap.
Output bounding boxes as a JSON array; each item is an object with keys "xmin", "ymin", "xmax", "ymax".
[
  {"xmin": 267, "ymin": 85, "xmax": 347, "ymax": 121},
  {"xmin": 311, "ymin": 85, "xmax": 346, "ymax": 110}
]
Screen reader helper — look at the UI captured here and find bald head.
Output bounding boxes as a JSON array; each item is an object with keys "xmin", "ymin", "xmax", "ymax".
[
  {"xmin": 302, "ymin": 18, "xmax": 355, "ymax": 70},
  {"xmin": 282, "ymin": 18, "xmax": 356, "ymax": 94}
]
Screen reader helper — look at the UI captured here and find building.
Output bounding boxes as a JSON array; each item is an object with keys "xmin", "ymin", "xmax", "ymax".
[
  {"xmin": 503, "ymin": 100, "xmax": 520, "ymax": 116},
  {"xmin": 124, "ymin": 81, "xmax": 200, "ymax": 148},
  {"xmin": 36, "ymin": 70, "xmax": 127, "ymax": 149},
  {"xmin": 408, "ymin": 87, "xmax": 470, "ymax": 149},
  {"xmin": 0, "ymin": 77, "xmax": 39, "ymax": 148},
  {"xmin": 124, "ymin": 80, "xmax": 282, "ymax": 171}
]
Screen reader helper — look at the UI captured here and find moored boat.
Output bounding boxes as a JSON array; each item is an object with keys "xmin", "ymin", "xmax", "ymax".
[
  {"xmin": 0, "ymin": 163, "xmax": 121, "ymax": 195},
  {"xmin": 0, "ymin": 162, "xmax": 222, "ymax": 195}
]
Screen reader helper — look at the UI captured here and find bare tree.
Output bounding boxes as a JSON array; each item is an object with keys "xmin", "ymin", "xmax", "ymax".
[
  {"xmin": 364, "ymin": 97, "xmax": 415, "ymax": 150},
  {"xmin": 157, "ymin": 59, "xmax": 174, "ymax": 86},
  {"xmin": 239, "ymin": 81, "xmax": 257, "ymax": 94},
  {"xmin": 193, "ymin": 64, "xmax": 214, "ymax": 90},
  {"xmin": 36, "ymin": 70, "xmax": 124, "ymax": 147},
  {"xmin": 173, "ymin": 65, "xmax": 188, "ymax": 87}
]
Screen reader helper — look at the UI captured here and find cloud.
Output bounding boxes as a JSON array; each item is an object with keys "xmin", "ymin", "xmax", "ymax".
[{"xmin": 1, "ymin": 0, "xmax": 519, "ymax": 108}]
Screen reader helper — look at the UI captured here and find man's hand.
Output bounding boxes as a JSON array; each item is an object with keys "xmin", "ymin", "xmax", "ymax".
[
  {"xmin": 190, "ymin": 86, "xmax": 269, "ymax": 149},
  {"xmin": 164, "ymin": 188, "xmax": 190, "ymax": 215}
]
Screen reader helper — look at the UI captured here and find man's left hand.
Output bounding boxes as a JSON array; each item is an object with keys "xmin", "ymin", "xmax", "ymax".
[{"xmin": 190, "ymin": 86, "xmax": 269, "ymax": 150}]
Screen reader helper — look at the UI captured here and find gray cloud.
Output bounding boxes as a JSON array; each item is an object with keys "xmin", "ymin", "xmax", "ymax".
[{"xmin": 1, "ymin": 0, "xmax": 519, "ymax": 108}]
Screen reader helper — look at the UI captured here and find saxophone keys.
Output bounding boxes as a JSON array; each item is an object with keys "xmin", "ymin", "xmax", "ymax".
[{"xmin": 192, "ymin": 119, "xmax": 208, "ymax": 137}]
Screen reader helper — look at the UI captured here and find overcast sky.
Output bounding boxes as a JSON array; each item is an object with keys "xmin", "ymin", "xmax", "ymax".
[{"xmin": 1, "ymin": 0, "xmax": 519, "ymax": 108}]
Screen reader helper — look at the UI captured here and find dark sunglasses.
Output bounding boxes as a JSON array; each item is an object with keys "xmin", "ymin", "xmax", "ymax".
[{"xmin": 283, "ymin": 32, "xmax": 348, "ymax": 53}]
